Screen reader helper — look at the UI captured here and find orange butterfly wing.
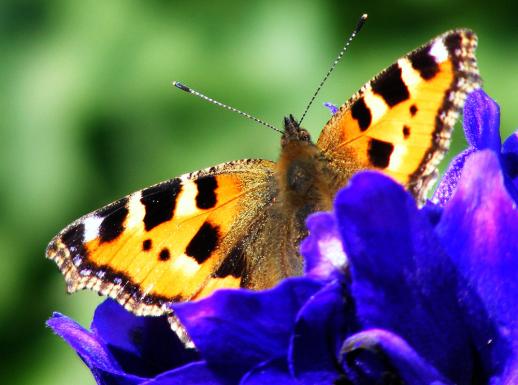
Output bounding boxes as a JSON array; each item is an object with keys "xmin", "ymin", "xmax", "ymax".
[
  {"xmin": 46, "ymin": 159, "xmax": 275, "ymax": 316},
  {"xmin": 317, "ymin": 30, "xmax": 480, "ymax": 201}
]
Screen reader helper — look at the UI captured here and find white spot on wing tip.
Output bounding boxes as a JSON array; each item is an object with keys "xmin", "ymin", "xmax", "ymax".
[
  {"xmin": 83, "ymin": 216, "xmax": 103, "ymax": 242},
  {"xmin": 175, "ymin": 179, "xmax": 199, "ymax": 217},
  {"xmin": 126, "ymin": 192, "xmax": 145, "ymax": 228},
  {"xmin": 363, "ymin": 90, "xmax": 388, "ymax": 124},
  {"xmin": 398, "ymin": 58, "xmax": 421, "ymax": 90},
  {"xmin": 430, "ymin": 39, "xmax": 449, "ymax": 63}
]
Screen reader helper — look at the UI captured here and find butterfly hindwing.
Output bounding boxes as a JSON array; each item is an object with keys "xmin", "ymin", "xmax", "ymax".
[
  {"xmin": 317, "ymin": 29, "xmax": 480, "ymax": 201},
  {"xmin": 46, "ymin": 159, "xmax": 276, "ymax": 316}
]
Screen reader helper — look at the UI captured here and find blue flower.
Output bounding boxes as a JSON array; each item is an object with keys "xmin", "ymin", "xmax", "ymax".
[
  {"xmin": 47, "ymin": 300, "xmax": 201, "ymax": 384},
  {"xmin": 310, "ymin": 153, "xmax": 518, "ymax": 384},
  {"xmin": 48, "ymin": 90, "xmax": 518, "ymax": 384},
  {"xmin": 324, "ymin": 102, "xmax": 339, "ymax": 115},
  {"xmin": 433, "ymin": 88, "xmax": 518, "ymax": 204}
]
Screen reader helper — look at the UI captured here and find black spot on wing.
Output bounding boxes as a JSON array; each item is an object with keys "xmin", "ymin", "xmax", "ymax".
[
  {"xmin": 368, "ymin": 139, "xmax": 394, "ymax": 168},
  {"xmin": 351, "ymin": 97, "xmax": 372, "ymax": 131},
  {"xmin": 142, "ymin": 239, "xmax": 152, "ymax": 251},
  {"xmin": 409, "ymin": 46, "xmax": 440, "ymax": 80},
  {"xmin": 141, "ymin": 178, "xmax": 182, "ymax": 231},
  {"xmin": 98, "ymin": 198, "xmax": 129, "ymax": 243},
  {"xmin": 159, "ymin": 248, "xmax": 170, "ymax": 261},
  {"xmin": 195, "ymin": 175, "xmax": 218, "ymax": 209},
  {"xmin": 215, "ymin": 246, "xmax": 246, "ymax": 279},
  {"xmin": 410, "ymin": 104, "xmax": 418, "ymax": 116},
  {"xmin": 371, "ymin": 64, "xmax": 410, "ymax": 107},
  {"xmin": 61, "ymin": 223, "xmax": 87, "ymax": 259},
  {"xmin": 185, "ymin": 222, "xmax": 219, "ymax": 264},
  {"xmin": 403, "ymin": 125, "xmax": 411, "ymax": 139}
]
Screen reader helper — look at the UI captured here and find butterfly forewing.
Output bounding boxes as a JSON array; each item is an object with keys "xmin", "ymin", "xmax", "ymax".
[
  {"xmin": 46, "ymin": 159, "xmax": 275, "ymax": 316},
  {"xmin": 317, "ymin": 29, "xmax": 480, "ymax": 202}
]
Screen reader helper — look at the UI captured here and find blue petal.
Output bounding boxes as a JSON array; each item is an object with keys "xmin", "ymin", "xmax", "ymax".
[
  {"xmin": 289, "ymin": 280, "xmax": 355, "ymax": 384},
  {"xmin": 47, "ymin": 312, "xmax": 121, "ymax": 372},
  {"xmin": 92, "ymin": 299, "xmax": 198, "ymax": 378},
  {"xmin": 300, "ymin": 212, "xmax": 347, "ymax": 280},
  {"xmin": 502, "ymin": 130, "xmax": 518, "ymax": 184},
  {"xmin": 324, "ymin": 102, "xmax": 338, "ymax": 115},
  {"xmin": 437, "ymin": 150, "xmax": 518, "ymax": 376},
  {"xmin": 172, "ymin": 277, "xmax": 323, "ymax": 373},
  {"xmin": 141, "ymin": 362, "xmax": 228, "ymax": 385},
  {"xmin": 340, "ymin": 329, "xmax": 451, "ymax": 385},
  {"xmin": 500, "ymin": 353, "xmax": 518, "ymax": 385},
  {"xmin": 334, "ymin": 171, "xmax": 475, "ymax": 384},
  {"xmin": 47, "ymin": 313, "xmax": 145, "ymax": 385},
  {"xmin": 502, "ymin": 131, "xmax": 518, "ymax": 156},
  {"xmin": 420, "ymin": 200, "xmax": 443, "ymax": 226},
  {"xmin": 240, "ymin": 358, "xmax": 299, "ymax": 385},
  {"xmin": 433, "ymin": 148, "xmax": 477, "ymax": 205},
  {"xmin": 463, "ymin": 89, "xmax": 501, "ymax": 151}
]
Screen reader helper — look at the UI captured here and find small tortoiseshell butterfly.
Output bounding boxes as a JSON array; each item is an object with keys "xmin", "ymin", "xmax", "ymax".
[{"xmin": 47, "ymin": 30, "xmax": 480, "ymax": 324}]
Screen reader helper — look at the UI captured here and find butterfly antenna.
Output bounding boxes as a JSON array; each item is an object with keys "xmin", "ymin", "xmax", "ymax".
[
  {"xmin": 172, "ymin": 81, "xmax": 283, "ymax": 134},
  {"xmin": 299, "ymin": 13, "xmax": 368, "ymax": 125}
]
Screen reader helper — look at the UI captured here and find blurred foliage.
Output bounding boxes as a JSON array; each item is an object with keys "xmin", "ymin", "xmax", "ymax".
[{"xmin": 1, "ymin": 1, "xmax": 517, "ymax": 384}]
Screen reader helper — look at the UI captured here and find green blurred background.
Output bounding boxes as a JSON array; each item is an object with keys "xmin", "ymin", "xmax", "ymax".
[{"xmin": 2, "ymin": 1, "xmax": 517, "ymax": 384}]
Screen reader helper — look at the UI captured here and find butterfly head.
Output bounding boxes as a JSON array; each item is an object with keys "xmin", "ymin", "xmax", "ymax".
[{"xmin": 282, "ymin": 114, "xmax": 311, "ymax": 147}]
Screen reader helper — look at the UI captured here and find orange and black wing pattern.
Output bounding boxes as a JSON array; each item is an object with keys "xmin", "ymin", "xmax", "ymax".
[
  {"xmin": 317, "ymin": 30, "xmax": 480, "ymax": 201},
  {"xmin": 46, "ymin": 159, "xmax": 275, "ymax": 316}
]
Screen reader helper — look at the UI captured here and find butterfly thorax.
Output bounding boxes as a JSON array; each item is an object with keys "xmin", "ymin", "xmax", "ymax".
[{"xmin": 277, "ymin": 115, "xmax": 335, "ymax": 219}]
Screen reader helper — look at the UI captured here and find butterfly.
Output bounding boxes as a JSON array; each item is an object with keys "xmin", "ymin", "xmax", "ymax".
[{"xmin": 47, "ymin": 29, "xmax": 480, "ymax": 322}]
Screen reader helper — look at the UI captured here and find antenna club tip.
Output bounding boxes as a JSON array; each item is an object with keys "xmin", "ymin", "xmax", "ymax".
[
  {"xmin": 172, "ymin": 81, "xmax": 191, "ymax": 93},
  {"xmin": 354, "ymin": 13, "xmax": 368, "ymax": 32}
]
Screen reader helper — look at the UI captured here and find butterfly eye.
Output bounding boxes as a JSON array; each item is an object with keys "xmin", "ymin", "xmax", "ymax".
[
  {"xmin": 299, "ymin": 128, "xmax": 311, "ymax": 142},
  {"xmin": 281, "ymin": 124, "xmax": 312, "ymax": 147}
]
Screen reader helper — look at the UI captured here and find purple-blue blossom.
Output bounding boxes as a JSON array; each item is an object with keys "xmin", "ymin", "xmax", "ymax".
[
  {"xmin": 48, "ymin": 89, "xmax": 518, "ymax": 384},
  {"xmin": 433, "ymin": 89, "xmax": 518, "ymax": 204},
  {"xmin": 324, "ymin": 102, "xmax": 339, "ymax": 115}
]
